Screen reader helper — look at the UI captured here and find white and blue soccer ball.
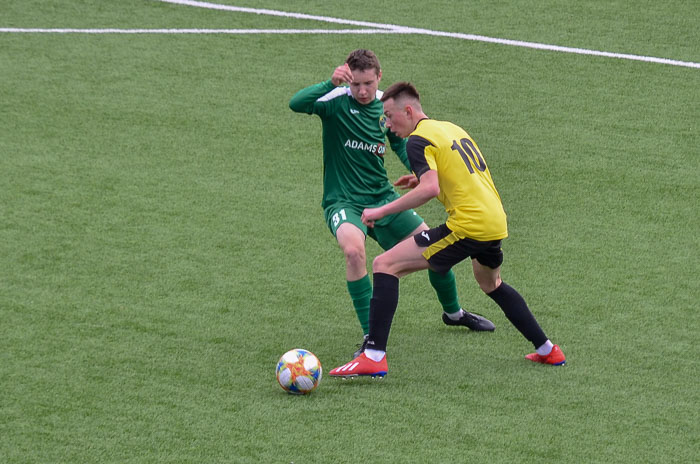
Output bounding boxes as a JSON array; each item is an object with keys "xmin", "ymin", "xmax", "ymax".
[{"xmin": 276, "ymin": 349, "xmax": 322, "ymax": 394}]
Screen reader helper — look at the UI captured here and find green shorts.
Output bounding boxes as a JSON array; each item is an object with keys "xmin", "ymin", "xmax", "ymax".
[{"xmin": 324, "ymin": 201, "xmax": 425, "ymax": 251}]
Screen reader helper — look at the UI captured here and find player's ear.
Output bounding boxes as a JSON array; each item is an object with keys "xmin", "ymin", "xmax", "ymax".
[{"xmin": 377, "ymin": 70, "xmax": 382, "ymax": 81}]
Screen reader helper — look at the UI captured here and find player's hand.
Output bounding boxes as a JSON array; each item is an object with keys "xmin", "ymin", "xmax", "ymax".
[
  {"xmin": 394, "ymin": 174, "xmax": 419, "ymax": 190},
  {"xmin": 331, "ymin": 63, "xmax": 353, "ymax": 87},
  {"xmin": 361, "ymin": 207, "xmax": 383, "ymax": 227}
]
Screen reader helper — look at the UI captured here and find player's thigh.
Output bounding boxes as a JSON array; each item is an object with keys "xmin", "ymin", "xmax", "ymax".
[
  {"xmin": 470, "ymin": 240, "xmax": 504, "ymax": 293},
  {"xmin": 373, "ymin": 235, "xmax": 430, "ymax": 278},
  {"xmin": 325, "ymin": 204, "xmax": 368, "ymax": 240},
  {"xmin": 416, "ymin": 224, "xmax": 503, "ymax": 276},
  {"xmin": 373, "ymin": 208, "xmax": 425, "ymax": 250}
]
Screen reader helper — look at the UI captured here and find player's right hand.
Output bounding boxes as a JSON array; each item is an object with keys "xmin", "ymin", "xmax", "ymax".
[
  {"xmin": 361, "ymin": 207, "xmax": 383, "ymax": 227},
  {"xmin": 331, "ymin": 63, "xmax": 353, "ymax": 87}
]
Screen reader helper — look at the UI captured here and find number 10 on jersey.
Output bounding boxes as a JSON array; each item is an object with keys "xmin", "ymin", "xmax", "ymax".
[{"xmin": 451, "ymin": 138, "xmax": 487, "ymax": 174}]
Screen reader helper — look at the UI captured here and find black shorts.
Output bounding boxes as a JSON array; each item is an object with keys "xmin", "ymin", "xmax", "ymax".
[{"xmin": 413, "ymin": 223, "xmax": 504, "ymax": 274}]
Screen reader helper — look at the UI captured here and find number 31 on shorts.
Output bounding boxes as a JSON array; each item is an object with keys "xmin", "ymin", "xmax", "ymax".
[{"xmin": 332, "ymin": 209, "xmax": 347, "ymax": 228}]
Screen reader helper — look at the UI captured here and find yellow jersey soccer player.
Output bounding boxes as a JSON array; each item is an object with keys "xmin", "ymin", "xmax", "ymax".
[{"xmin": 330, "ymin": 82, "xmax": 565, "ymax": 378}]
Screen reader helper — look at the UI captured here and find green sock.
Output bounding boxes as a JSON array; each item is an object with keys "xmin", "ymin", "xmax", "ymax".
[
  {"xmin": 347, "ymin": 274, "xmax": 372, "ymax": 335},
  {"xmin": 428, "ymin": 269, "xmax": 461, "ymax": 314}
]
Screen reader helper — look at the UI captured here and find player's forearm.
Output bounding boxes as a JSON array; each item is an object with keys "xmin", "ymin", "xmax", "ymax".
[
  {"xmin": 380, "ymin": 183, "xmax": 437, "ymax": 217},
  {"xmin": 289, "ymin": 80, "xmax": 336, "ymax": 113}
]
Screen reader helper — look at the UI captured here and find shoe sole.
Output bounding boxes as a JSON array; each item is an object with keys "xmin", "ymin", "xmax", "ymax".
[
  {"xmin": 527, "ymin": 358, "xmax": 566, "ymax": 366},
  {"xmin": 330, "ymin": 372, "xmax": 387, "ymax": 379},
  {"xmin": 444, "ymin": 323, "xmax": 495, "ymax": 332},
  {"xmin": 469, "ymin": 325, "xmax": 495, "ymax": 332},
  {"xmin": 443, "ymin": 317, "xmax": 495, "ymax": 331}
]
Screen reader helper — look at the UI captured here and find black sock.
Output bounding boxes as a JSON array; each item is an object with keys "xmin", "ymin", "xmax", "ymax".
[
  {"xmin": 367, "ymin": 273, "xmax": 400, "ymax": 352},
  {"xmin": 487, "ymin": 282, "xmax": 547, "ymax": 348}
]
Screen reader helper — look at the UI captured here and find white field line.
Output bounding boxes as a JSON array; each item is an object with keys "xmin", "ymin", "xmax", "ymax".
[
  {"xmin": 0, "ymin": 28, "xmax": 400, "ymax": 35},
  {"xmin": 157, "ymin": 0, "xmax": 700, "ymax": 69},
  {"xmin": 157, "ymin": 0, "xmax": 402, "ymax": 30},
  {"xmin": 1, "ymin": 0, "xmax": 698, "ymax": 70}
]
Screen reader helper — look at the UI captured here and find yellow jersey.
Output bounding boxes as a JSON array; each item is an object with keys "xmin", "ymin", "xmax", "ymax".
[{"xmin": 407, "ymin": 119, "xmax": 508, "ymax": 240}]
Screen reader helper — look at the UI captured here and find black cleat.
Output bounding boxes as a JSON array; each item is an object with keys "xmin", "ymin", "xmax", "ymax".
[
  {"xmin": 352, "ymin": 335, "xmax": 369, "ymax": 359},
  {"xmin": 442, "ymin": 310, "xmax": 495, "ymax": 331}
]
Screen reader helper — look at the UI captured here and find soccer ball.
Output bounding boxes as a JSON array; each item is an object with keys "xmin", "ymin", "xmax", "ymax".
[{"xmin": 276, "ymin": 349, "xmax": 322, "ymax": 394}]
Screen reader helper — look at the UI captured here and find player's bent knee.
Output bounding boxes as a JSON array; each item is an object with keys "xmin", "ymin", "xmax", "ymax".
[
  {"xmin": 475, "ymin": 275, "xmax": 501, "ymax": 294},
  {"xmin": 478, "ymin": 281, "xmax": 497, "ymax": 294},
  {"xmin": 371, "ymin": 253, "xmax": 392, "ymax": 274},
  {"xmin": 343, "ymin": 246, "xmax": 366, "ymax": 266}
]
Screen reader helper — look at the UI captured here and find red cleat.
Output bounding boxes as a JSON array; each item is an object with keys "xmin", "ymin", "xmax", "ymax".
[
  {"xmin": 525, "ymin": 344, "xmax": 566, "ymax": 366},
  {"xmin": 329, "ymin": 353, "xmax": 388, "ymax": 378}
]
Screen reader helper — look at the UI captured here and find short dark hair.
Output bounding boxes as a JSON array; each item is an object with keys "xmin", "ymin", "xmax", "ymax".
[
  {"xmin": 380, "ymin": 81, "xmax": 420, "ymax": 103},
  {"xmin": 346, "ymin": 49, "xmax": 381, "ymax": 75}
]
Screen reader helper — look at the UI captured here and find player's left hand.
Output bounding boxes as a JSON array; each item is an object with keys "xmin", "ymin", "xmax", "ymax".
[
  {"xmin": 394, "ymin": 174, "xmax": 419, "ymax": 190},
  {"xmin": 361, "ymin": 207, "xmax": 383, "ymax": 227}
]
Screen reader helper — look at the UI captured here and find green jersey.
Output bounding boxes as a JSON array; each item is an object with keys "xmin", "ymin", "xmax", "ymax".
[{"xmin": 289, "ymin": 80, "xmax": 410, "ymax": 209}]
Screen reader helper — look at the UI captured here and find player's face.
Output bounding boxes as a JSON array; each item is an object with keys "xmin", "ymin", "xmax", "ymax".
[
  {"xmin": 349, "ymin": 68, "xmax": 381, "ymax": 105},
  {"xmin": 382, "ymin": 98, "xmax": 412, "ymax": 138}
]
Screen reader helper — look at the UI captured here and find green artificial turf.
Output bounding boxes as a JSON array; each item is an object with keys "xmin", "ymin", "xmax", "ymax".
[{"xmin": 1, "ymin": 1, "xmax": 698, "ymax": 462}]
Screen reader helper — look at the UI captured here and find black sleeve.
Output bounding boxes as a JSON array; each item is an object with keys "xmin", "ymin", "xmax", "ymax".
[{"xmin": 406, "ymin": 135, "xmax": 434, "ymax": 178}]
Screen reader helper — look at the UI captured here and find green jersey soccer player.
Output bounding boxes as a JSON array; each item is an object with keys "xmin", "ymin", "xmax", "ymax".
[{"xmin": 289, "ymin": 50, "xmax": 494, "ymax": 357}]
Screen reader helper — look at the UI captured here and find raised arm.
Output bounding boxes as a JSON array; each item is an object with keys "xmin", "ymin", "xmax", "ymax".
[
  {"xmin": 289, "ymin": 64, "xmax": 354, "ymax": 114},
  {"xmin": 289, "ymin": 80, "xmax": 336, "ymax": 114}
]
